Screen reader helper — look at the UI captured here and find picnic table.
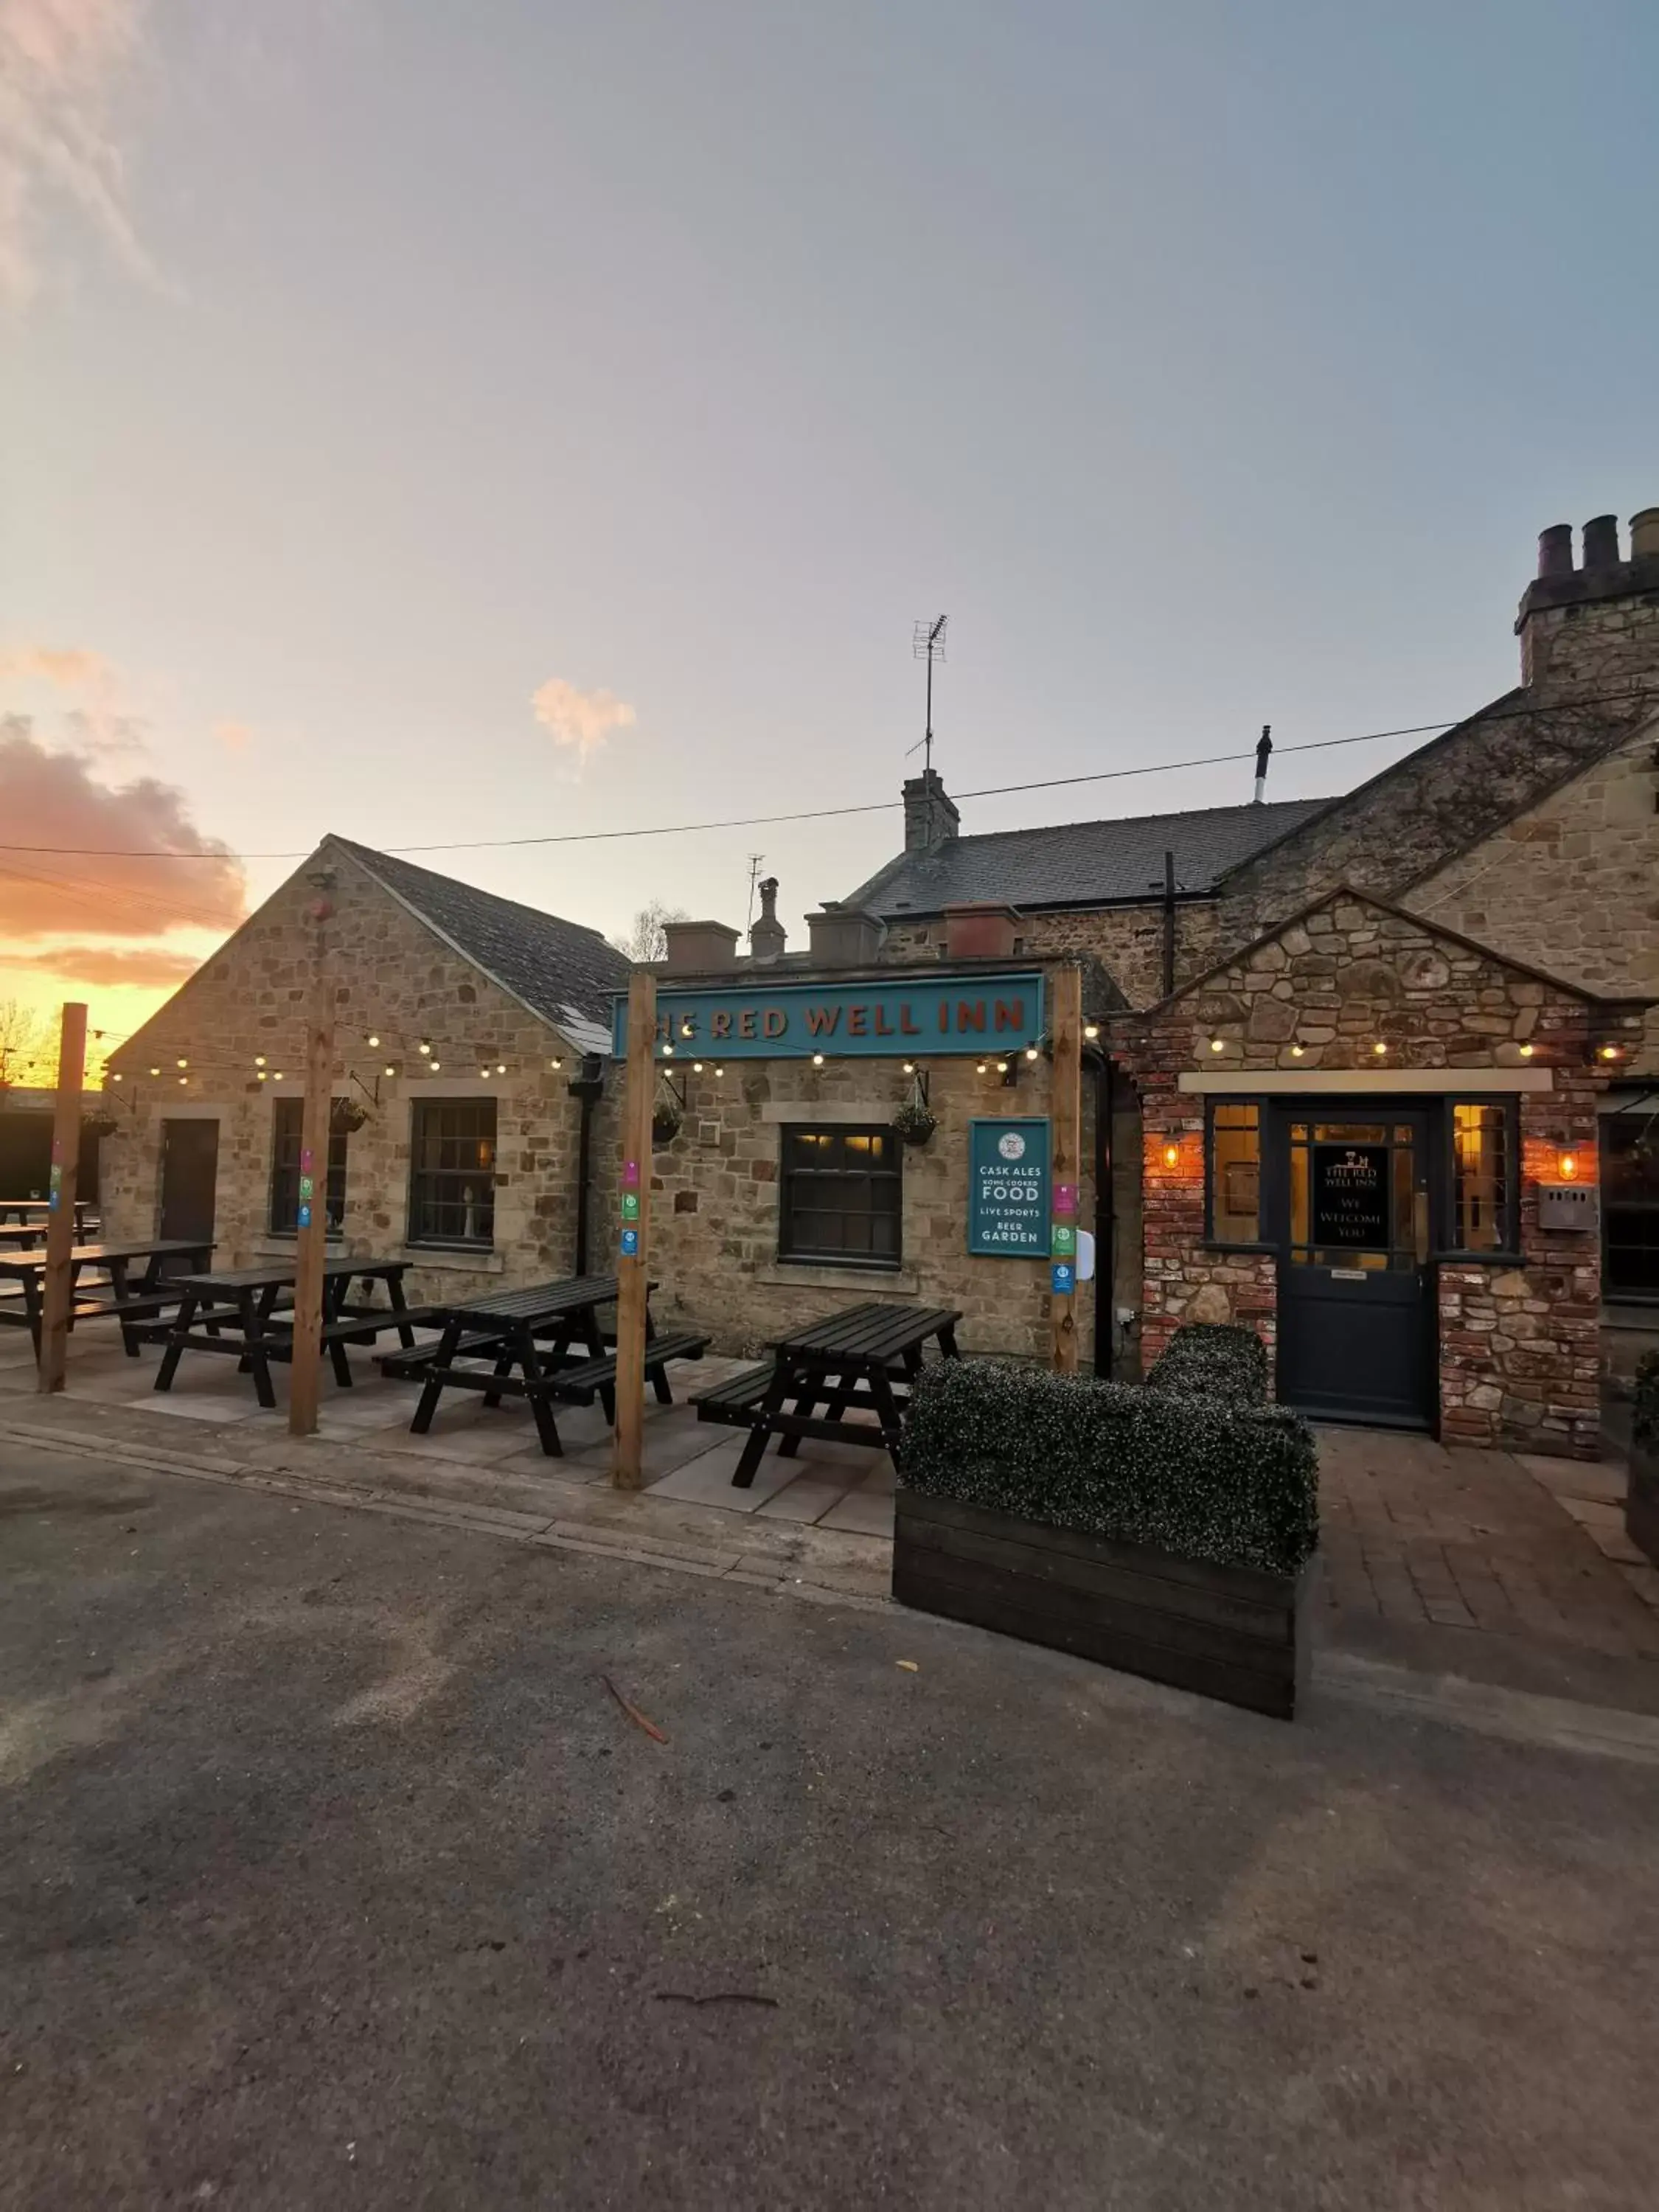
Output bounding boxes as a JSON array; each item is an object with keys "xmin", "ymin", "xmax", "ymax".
[
  {"xmin": 0, "ymin": 1239, "xmax": 217, "ymax": 1356},
  {"xmin": 154, "ymin": 1259, "xmax": 420, "ymax": 1408},
  {"xmin": 695, "ymin": 1300, "xmax": 962, "ymax": 1486},
  {"xmin": 384, "ymin": 1273, "xmax": 709, "ymax": 1458},
  {"xmin": 0, "ymin": 1197, "xmax": 94, "ymax": 1237}
]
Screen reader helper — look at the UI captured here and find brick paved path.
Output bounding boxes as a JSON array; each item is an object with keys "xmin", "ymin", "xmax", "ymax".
[{"xmin": 1319, "ymin": 1428, "xmax": 1659, "ymax": 1660}]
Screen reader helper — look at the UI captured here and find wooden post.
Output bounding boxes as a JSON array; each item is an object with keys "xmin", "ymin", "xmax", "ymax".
[
  {"xmin": 36, "ymin": 1001, "xmax": 88, "ymax": 1394},
  {"xmin": 611, "ymin": 967, "xmax": 657, "ymax": 1489},
  {"xmin": 288, "ymin": 941, "xmax": 335, "ymax": 1437},
  {"xmin": 1050, "ymin": 965, "xmax": 1082, "ymax": 1374}
]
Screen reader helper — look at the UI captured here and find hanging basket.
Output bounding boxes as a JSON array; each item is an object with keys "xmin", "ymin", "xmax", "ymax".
[
  {"xmin": 652, "ymin": 1099, "xmax": 684, "ymax": 1146},
  {"xmin": 81, "ymin": 1110, "xmax": 120, "ymax": 1141},
  {"xmin": 893, "ymin": 1099, "xmax": 937, "ymax": 1148},
  {"xmin": 331, "ymin": 1097, "xmax": 370, "ymax": 1135}
]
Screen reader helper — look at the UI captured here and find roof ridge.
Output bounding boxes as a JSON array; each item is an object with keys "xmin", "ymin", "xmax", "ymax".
[
  {"xmin": 934, "ymin": 793, "xmax": 1324, "ymax": 853},
  {"xmin": 328, "ymin": 835, "xmax": 611, "ymax": 939}
]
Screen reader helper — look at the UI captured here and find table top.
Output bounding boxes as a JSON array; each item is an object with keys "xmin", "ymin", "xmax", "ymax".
[
  {"xmin": 0, "ymin": 1239, "xmax": 213, "ymax": 1276},
  {"xmin": 441, "ymin": 1273, "xmax": 623, "ymax": 1326},
  {"xmin": 174, "ymin": 1257, "xmax": 408, "ymax": 1295},
  {"xmin": 772, "ymin": 1301, "xmax": 962, "ymax": 1363}
]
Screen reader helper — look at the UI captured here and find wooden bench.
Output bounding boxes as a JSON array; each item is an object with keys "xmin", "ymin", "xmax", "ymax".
[
  {"xmin": 262, "ymin": 1306, "xmax": 441, "ymax": 1387},
  {"xmin": 694, "ymin": 1362, "xmax": 779, "ymax": 1422},
  {"xmin": 550, "ymin": 1330, "xmax": 712, "ymax": 1417},
  {"xmin": 379, "ymin": 1324, "xmax": 509, "ymax": 1382}
]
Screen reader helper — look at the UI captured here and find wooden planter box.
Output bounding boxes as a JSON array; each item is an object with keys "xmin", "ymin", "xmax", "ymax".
[
  {"xmin": 894, "ymin": 1489, "xmax": 1317, "ymax": 1720},
  {"xmin": 1628, "ymin": 1439, "xmax": 1659, "ymax": 1568}
]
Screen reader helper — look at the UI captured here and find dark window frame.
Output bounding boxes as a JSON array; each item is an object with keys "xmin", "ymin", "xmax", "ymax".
[
  {"xmin": 268, "ymin": 1096, "xmax": 349, "ymax": 1236},
  {"xmin": 1203, "ymin": 1097, "xmax": 1269, "ymax": 1249},
  {"xmin": 778, "ymin": 1122, "xmax": 902, "ymax": 1270},
  {"xmin": 1603, "ymin": 1099, "xmax": 1659, "ymax": 1305},
  {"xmin": 407, "ymin": 1097, "xmax": 498, "ymax": 1251},
  {"xmin": 1440, "ymin": 1096, "xmax": 1521, "ymax": 1260}
]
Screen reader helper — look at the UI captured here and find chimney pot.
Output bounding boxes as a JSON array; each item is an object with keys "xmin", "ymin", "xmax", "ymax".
[
  {"xmin": 1631, "ymin": 507, "xmax": 1659, "ymax": 560},
  {"xmin": 1537, "ymin": 524, "xmax": 1574, "ymax": 580},
  {"xmin": 1582, "ymin": 514, "xmax": 1621, "ymax": 571},
  {"xmin": 749, "ymin": 875, "xmax": 786, "ymax": 961}
]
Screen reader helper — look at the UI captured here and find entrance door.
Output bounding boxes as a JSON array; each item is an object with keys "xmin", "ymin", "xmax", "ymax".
[
  {"xmin": 159, "ymin": 1119, "xmax": 219, "ymax": 1245},
  {"xmin": 1271, "ymin": 1107, "xmax": 1434, "ymax": 1429}
]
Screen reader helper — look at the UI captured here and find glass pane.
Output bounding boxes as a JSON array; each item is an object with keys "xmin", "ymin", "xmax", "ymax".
[
  {"xmin": 1209, "ymin": 1103, "xmax": 1260, "ymax": 1243},
  {"xmin": 1290, "ymin": 1137, "xmax": 1310, "ymax": 1251},
  {"xmin": 1310, "ymin": 1138, "xmax": 1391, "ymax": 1250},
  {"xmin": 1314, "ymin": 1122, "xmax": 1388, "ymax": 1144},
  {"xmin": 1393, "ymin": 1142, "xmax": 1415, "ymax": 1250},
  {"xmin": 1451, "ymin": 1102, "xmax": 1508, "ymax": 1252}
]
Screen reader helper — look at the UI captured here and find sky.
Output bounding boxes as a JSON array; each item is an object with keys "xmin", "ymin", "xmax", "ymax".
[{"xmin": 3, "ymin": 0, "xmax": 1656, "ymax": 1078}]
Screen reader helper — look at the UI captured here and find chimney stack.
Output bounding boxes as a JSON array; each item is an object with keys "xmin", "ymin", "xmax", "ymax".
[
  {"xmin": 1253, "ymin": 725, "xmax": 1273, "ymax": 805},
  {"xmin": 902, "ymin": 768, "xmax": 961, "ymax": 853},
  {"xmin": 1514, "ymin": 501, "xmax": 1659, "ymax": 691},
  {"xmin": 749, "ymin": 876, "xmax": 786, "ymax": 961}
]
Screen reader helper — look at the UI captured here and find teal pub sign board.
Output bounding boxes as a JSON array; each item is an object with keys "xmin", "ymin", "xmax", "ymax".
[
  {"xmin": 967, "ymin": 1118, "xmax": 1051, "ymax": 1256},
  {"xmin": 613, "ymin": 972, "xmax": 1045, "ymax": 1060}
]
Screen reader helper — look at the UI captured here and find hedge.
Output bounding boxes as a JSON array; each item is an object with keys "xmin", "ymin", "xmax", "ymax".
[
  {"xmin": 1145, "ymin": 1322, "xmax": 1268, "ymax": 1405},
  {"xmin": 1635, "ymin": 1350, "xmax": 1659, "ymax": 1455},
  {"xmin": 901, "ymin": 1359, "xmax": 1318, "ymax": 1576}
]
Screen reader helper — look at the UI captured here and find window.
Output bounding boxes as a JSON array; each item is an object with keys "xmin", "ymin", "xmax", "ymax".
[
  {"xmin": 779, "ymin": 1124, "xmax": 901, "ymax": 1267},
  {"xmin": 1447, "ymin": 1100, "xmax": 1518, "ymax": 1256},
  {"xmin": 408, "ymin": 1099, "xmax": 497, "ymax": 1248},
  {"xmin": 268, "ymin": 1097, "xmax": 349, "ymax": 1234},
  {"xmin": 1604, "ymin": 1105, "xmax": 1659, "ymax": 1301},
  {"xmin": 1206, "ymin": 1102, "xmax": 1261, "ymax": 1244}
]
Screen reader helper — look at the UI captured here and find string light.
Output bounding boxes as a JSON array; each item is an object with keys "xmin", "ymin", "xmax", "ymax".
[
  {"xmin": 663, "ymin": 1043, "xmax": 675, "ymax": 1057},
  {"xmin": 495, "ymin": 1062, "xmax": 506, "ymax": 1074},
  {"xmin": 995, "ymin": 1058, "xmax": 1009, "ymax": 1074},
  {"xmin": 367, "ymin": 1034, "xmax": 380, "ymax": 1048},
  {"xmin": 254, "ymin": 1055, "xmax": 266, "ymax": 1067},
  {"xmin": 1290, "ymin": 1044, "xmax": 1305, "ymax": 1058},
  {"xmin": 811, "ymin": 1052, "xmax": 825, "ymax": 1067},
  {"xmin": 428, "ymin": 1060, "xmax": 440, "ymax": 1071},
  {"xmin": 713, "ymin": 1064, "xmax": 725, "ymax": 1077},
  {"xmin": 175, "ymin": 1057, "xmax": 188, "ymax": 1069},
  {"xmin": 549, "ymin": 1057, "xmax": 563, "ymax": 1070},
  {"xmin": 1208, "ymin": 1039, "xmax": 1225, "ymax": 1055},
  {"xmin": 273, "ymin": 1071, "xmax": 285, "ymax": 1080},
  {"xmin": 383, "ymin": 1064, "xmax": 395, "ymax": 1077},
  {"xmin": 1373, "ymin": 1042, "xmax": 1388, "ymax": 1057},
  {"xmin": 1519, "ymin": 1043, "xmax": 1534, "ymax": 1058},
  {"xmin": 148, "ymin": 1065, "xmax": 160, "ymax": 1075},
  {"xmin": 975, "ymin": 1060, "xmax": 989, "ymax": 1075},
  {"xmin": 418, "ymin": 1040, "xmax": 432, "ymax": 1056},
  {"xmin": 1025, "ymin": 1046, "xmax": 1040, "ymax": 1062},
  {"xmin": 111, "ymin": 1072, "xmax": 122, "ymax": 1082},
  {"xmin": 256, "ymin": 1071, "xmax": 268, "ymax": 1083},
  {"xmin": 1082, "ymin": 1022, "xmax": 1099, "ymax": 1040},
  {"xmin": 902, "ymin": 1061, "xmax": 916, "ymax": 1074},
  {"xmin": 692, "ymin": 1061, "xmax": 704, "ymax": 1074}
]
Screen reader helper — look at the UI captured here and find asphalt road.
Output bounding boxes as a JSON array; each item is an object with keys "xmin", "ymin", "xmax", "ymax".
[{"xmin": 2, "ymin": 1441, "xmax": 1657, "ymax": 2212}]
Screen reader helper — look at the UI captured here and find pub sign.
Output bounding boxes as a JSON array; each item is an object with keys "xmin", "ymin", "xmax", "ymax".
[
  {"xmin": 967, "ymin": 1117, "xmax": 1051, "ymax": 1256},
  {"xmin": 1312, "ymin": 1143, "xmax": 1389, "ymax": 1248},
  {"xmin": 613, "ymin": 972, "xmax": 1045, "ymax": 1060}
]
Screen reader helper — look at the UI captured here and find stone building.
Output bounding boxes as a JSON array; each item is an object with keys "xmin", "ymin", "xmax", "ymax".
[
  {"xmin": 101, "ymin": 838, "xmax": 628, "ymax": 1305},
  {"xmin": 636, "ymin": 506, "xmax": 1659, "ymax": 1456}
]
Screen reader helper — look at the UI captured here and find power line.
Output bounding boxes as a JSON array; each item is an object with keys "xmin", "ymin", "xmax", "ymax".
[{"xmin": 0, "ymin": 685, "xmax": 1649, "ymax": 864}]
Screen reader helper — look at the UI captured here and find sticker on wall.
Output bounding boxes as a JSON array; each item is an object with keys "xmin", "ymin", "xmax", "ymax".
[
  {"xmin": 1050, "ymin": 1261, "xmax": 1076, "ymax": 1296},
  {"xmin": 623, "ymin": 1158, "xmax": 640, "ymax": 1187},
  {"xmin": 1051, "ymin": 1222, "xmax": 1077, "ymax": 1256},
  {"xmin": 300, "ymin": 1148, "xmax": 313, "ymax": 1173},
  {"xmin": 297, "ymin": 1202, "xmax": 312, "ymax": 1229},
  {"xmin": 621, "ymin": 1192, "xmax": 640, "ymax": 1221},
  {"xmin": 620, "ymin": 1226, "xmax": 639, "ymax": 1256},
  {"xmin": 298, "ymin": 1174, "xmax": 314, "ymax": 1202},
  {"xmin": 1054, "ymin": 1182, "xmax": 1077, "ymax": 1216}
]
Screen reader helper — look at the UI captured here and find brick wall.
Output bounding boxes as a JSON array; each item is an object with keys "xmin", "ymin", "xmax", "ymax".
[{"xmin": 102, "ymin": 848, "xmax": 616, "ymax": 1308}]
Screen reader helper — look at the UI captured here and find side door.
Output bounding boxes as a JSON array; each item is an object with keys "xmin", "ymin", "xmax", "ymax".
[{"xmin": 159, "ymin": 1118, "xmax": 220, "ymax": 1247}]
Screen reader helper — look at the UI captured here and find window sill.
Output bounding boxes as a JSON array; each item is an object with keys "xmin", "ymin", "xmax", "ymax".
[
  {"xmin": 400, "ymin": 1246, "xmax": 506, "ymax": 1274},
  {"xmin": 1199, "ymin": 1240, "xmax": 1276, "ymax": 1256},
  {"xmin": 1435, "ymin": 1252, "xmax": 1526, "ymax": 1267},
  {"xmin": 761, "ymin": 1260, "xmax": 919, "ymax": 1295}
]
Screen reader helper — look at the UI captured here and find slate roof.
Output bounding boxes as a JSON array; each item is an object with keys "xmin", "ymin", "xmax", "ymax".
[
  {"xmin": 330, "ymin": 837, "xmax": 630, "ymax": 1048},
  {"xmin": 842, "ymin": 797, "xmax": 1331, "ymax": 918}
]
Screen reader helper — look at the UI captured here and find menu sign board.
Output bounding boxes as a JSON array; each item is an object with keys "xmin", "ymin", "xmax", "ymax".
[
  {"xmin": 1312, "ymin": 1144, "xmax": 1388, "ymax": 1248},
  {"xmin": 967, "ymin": 1119, "xmax": 1051, "ymax": 1256}
]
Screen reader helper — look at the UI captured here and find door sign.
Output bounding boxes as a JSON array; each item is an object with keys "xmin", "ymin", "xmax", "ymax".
[{"xmin": 1311, "ymin": 1144, "xmax": 1388, "ymax": 1248}]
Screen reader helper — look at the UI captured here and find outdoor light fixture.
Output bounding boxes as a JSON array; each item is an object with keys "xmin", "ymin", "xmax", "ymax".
[
  {"xmin": 1520, "ymin": 1043, "xmax": 1534, "ymax": 1058},
  {"xmin": 1208, "ymin": 1039, "xmax": 1225, "ymax": 1055},
  {"xmin": 1558, "ymin": 1150, "xmax": 1579, "ymax": 1181},
  {"xmin": 681, "ymin": 1020, "xmax": 695, "ymax": 1039},
  {"xmin": 549, "ymin": 1057, "xmax": 562, "ymax": 1070},
  {"xmin": 1600, "ymin": 1044, "xmax": 1621, "ymax": 1061},
  {"xmin": 111, "ymin": 1072, "xmax": 122, "ymax": 1082},
  {"xmin": 1373, "ymin": 1042, "xmax": 1388, "ymax": 1057},
  {"xmin": 812, "ymin": 1052, "xmax": 825, "ymax": 1066},
  {"xmin": 1083, "ymin": 1023, "xmax": 1099, "ymax": 1040},
  {"xmin": 1162, "ymin": 1141, "xmax": 1180, "ymax": 1169},
  {"xmin": 1290, "ymin": 1044, "xmax": 1305, "ymax": 1058},
  {"xmin": 902, "ymin": 1061, "xmax": 916, "ymax": 1075}
]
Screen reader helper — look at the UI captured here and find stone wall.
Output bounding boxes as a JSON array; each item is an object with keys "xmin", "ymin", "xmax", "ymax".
[
  {"xmin": 102, "ymin": 848, "xmax": 615, "ymax": 1309},
  {"xmin": 1404, "ymin": 721, "xmax": 1659, "ymax": 1073},
  {"xmin": 644, "ymin": 1048, "xmax": 1094, "ymax": 1362},
  {"xmin": 878, "ymin": 901, "xmax": 1222, "ymax": 1009},
  {"xmin": 1112, "ymin": 889, "xmax": 1608, "ymax": 1455}
]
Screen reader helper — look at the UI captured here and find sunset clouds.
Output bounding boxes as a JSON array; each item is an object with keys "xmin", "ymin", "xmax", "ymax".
[
  {"xmin": 0, "ymin": 719, "xmax": 246, "ymax": 938},
  {"xmin": 530, "ymin": 676, "xmax": 636, "ymax": 768},
  {"xmin": 0, "ymin": 0, "xmax": 154, "ymax": 305}
]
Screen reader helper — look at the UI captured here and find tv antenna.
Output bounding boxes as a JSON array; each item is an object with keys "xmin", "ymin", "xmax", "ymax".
[
  {"xmin": 908, "ymin": 615, "xmax": 948, "ymax": 771},
  {"xmin": 745, "ymin": 852, "xmax": 765, "ymax": 929}
]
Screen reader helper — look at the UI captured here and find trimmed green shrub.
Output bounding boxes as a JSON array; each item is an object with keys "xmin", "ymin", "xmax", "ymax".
[
  {"xmin": 901, "ymin": 1359, "xmax": 1318, "ymax": 1576},
  {"xmin": 1635, "ymin": 1350, "xmax": 1659, "ymax": 1455},
  {"xmin": 1145, "ymin": 1321, "xmax": 1268, "ymax": 1405}
]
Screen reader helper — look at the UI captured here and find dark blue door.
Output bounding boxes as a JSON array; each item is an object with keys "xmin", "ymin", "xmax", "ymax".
[{"xmin": 1272, "ymin": 1107, "xmax": 1434, "ymax": 1430}]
